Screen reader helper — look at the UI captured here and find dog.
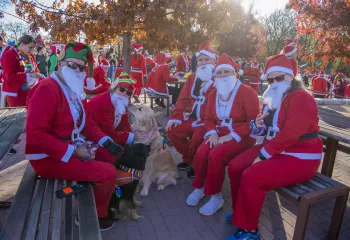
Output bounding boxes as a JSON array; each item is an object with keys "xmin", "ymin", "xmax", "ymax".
[
  {"xmin": 128, "ymin": 104, "xmax": 180, "ymax": 196},
  {"xmin": 109, "ymin": 143, "xmax": 150, "ymax": 221}
]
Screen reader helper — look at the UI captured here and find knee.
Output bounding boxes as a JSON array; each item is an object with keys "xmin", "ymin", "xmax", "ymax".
[{"xmin": 240, "ymin": 168, "xmax": 259, "ymax": 187}]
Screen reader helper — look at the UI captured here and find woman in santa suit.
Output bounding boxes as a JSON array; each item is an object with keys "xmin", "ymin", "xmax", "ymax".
[
  {"xmin": 186, "ymin": 54, "xmax": 260, "ymax": 216},
  {"xmin": 224, "ymin": 54, "xmax": 322, "ymax": 240},
  {"xmin": 1, "ymin": 35, "xmax": 42, "ymax": 107},
  {"xmin": 130, "ymin": 44, "xmax": 146, "ymax": 103}
]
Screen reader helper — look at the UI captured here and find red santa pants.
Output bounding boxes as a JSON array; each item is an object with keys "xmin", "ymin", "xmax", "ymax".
[
  {"xmin": 130, "ymin": 71, "xmax": 143, "ymax": 96},
  {"xmin": 167, "ymin": 120, "xmax": 206, "ymax": 164},
  {"xmin": 228, "ymin": 145, "xmax": 320, "ymax": 230},
  {"xmin": 30, "ymin": 147, "xmax": 118, "ymax": 218},
  {"xmin": 192, "ymin": 137, "xmax": 255, "ymax": 194},
  {"xmin": 6, "ymin": 90, "xmax": 29, "ymax": 107}
]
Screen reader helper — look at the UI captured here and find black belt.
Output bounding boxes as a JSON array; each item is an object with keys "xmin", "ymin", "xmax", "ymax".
[
  {"xmin": 299, "ymin": 132, "xmax": 319, "ymax": 140},
  {"xmin": 60, "ymin": 137, "xmax": 71, "ymax": 141},
  {"xmin": 131, "ymin": 68, "xmax": 142, "ymax": 71}
]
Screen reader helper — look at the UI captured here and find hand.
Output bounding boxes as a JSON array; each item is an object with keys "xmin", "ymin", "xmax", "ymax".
[
  {"xmin": 134, "ymin": 131, "xmax": 149, "ymax": 143},
  {"xmin": 218, "ymin": 134, "xmax": 233, "ymax": 145},
  {"xmin": 205, "ymin": 133, "xmax": 219, "ymax": 148},
  {"xmin": 29, "ymin": 72, "xmax": 42, "ymax": 79},
  {"xmin": 166, "ymin": 122, "xmax": 178, "ymax": 131},
  {"xmin": 255, "ymin": 113, "xmax": 269, "ymax": 128},
  {"xmin": 252, "ymin": 157, "xmax": 262, "ymax": 165},
  {"xmin": 103, "ymin": 139, "xmax": 124, "ymax": 158},
  {"xmin": 74, "ymin": 145, "xmax": 90, "ymax": 159}
]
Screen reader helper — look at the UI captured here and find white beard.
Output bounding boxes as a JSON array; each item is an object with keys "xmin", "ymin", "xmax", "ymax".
[
  {"xmin": 196, "ymin": 64, "xmax": 214, "ymax": 82},
  {"xmin": 263, "ymin": 81, "xmax": 291, "ymax": 110},
  {"xmin": 111, "ymin": 93, "xmax": 128, "ymax": 115},
  {"xmin": 214, "ymin": 75, "xmax": 237, "ymax": 99},
  {"xmin": 62, "ymin": 66, "xmax": 86, "ymax": 99}
]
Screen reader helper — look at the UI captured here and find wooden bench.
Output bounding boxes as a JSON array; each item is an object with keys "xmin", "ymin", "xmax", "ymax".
[
  {"xmin": 0, "ymin": 164, "xmax": 102, "ymax": 240},
  {"xmin": 146, "ymin": 90, "xmax": 170, "ymax": 116},
  {"xmin": 275, "ymin": 173, "xmax": 349, "ymax": 239}
]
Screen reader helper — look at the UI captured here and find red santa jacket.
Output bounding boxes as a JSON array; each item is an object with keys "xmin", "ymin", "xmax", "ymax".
[
  {"xmin": 345, "ymin": 84, "xmax": 350, "ymax": 98},
  {"xmin": 243, "ymin": 65, "xmax": 252, "ymax": 77},
  {"xmin": 130, "ymin": 53, "xmax": 147, "ymax": 75},
  {"xmin": 147, "ymin": 65, "xmax": 178, "ymax": 95},
  {"xmin": 258, "ymin": 90, "xmax": 322, "ymax": 160},
  {"xmin": 84, "ymin": 66, "xmax": 111, "ymax": 95},
  {"xmin": 0, "ymin": 45, "xmax": 11, "ymax": 83},
  {"xmin": 204, "ymin": 82, "xmax": 259, "ymax": 142},
  {"xmin": 25, "ymin": 74, "xmax": 109, "ymax": 162},
  {"xmin": 176, "ymin": 54, "xmax": 190, "ymax": 74},
  {"xmin": 145, "ymin": 69, "xmax": 155, "ymax": 89},
  {"xmin": 87, "ymin": 91, "xmax": 133, "ymax": 145},
  {"xmin": 169, "ymin": 72, "xmax": 215, "ymax": 127},
  {"xmin": 1, "ymin": 48, "xmax": 39, "ymax": 96},
  {"xmin": 312, "ymin": 76, "xmax": 328, "ymax": 94}
]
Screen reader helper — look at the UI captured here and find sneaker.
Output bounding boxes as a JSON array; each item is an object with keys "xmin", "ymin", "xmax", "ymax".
[
  {"xmin": 133, "ymin": 96, "xmax": 141, "ymax": 103},
  {"xmin": 187, "ymin": 167, "xmax": 195, "ymax": 178},
  {"xmin": 225, "ymin": 213, "xmax": 233, "ymax": 223},
  {"xmin": 177, "ymin": 162, "xmax": 192, "ymax": 170},
  {"xmin": 98, "ymin": 218, "xmax": 115, "ymax": 231},
  {"xmin": 8, "ymin": 148, "xmax": 17, "ymax": 155},
  {"xmin": 225, "ymin": 228, "xmax": 260, "ymax": 240},
  {"xmin": 199, "ymin": 195, "xmax": 224, "ymax": 216},
  {"xmin": 186, "ymin": 188, "xmax": 205, "ymax": 207}
]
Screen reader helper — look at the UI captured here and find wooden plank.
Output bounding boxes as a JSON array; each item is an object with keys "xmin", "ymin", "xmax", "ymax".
[
  {"xmin": 24, "ymin": 178, "xmax": 47, "ymax": 240},
  {"xmin": 51, "ymin": 180, "xmax": 63, "ymax": 240},
  {"xmin": 321, "ymin": 138, "xmax": 339, "ymax": 177},
  {"xmin": 64, "ymin": 181, "xmax": 73, "ymax": 240},
  {"xmin": 0, "ymin": 109, "xmax": 11, "ymax": 120},
  {"xmin": 0, "ymin": 164, "xmax": 37, "ymax": 240},
  {"xmin": 0, "ymin": 108, "xmax": 23, "ymax": 136},
  {"xmin": 77, "ymin": 183, "xmax": 102, "ymax": 240},
  {"xmin": 37, "ymin": 179, "xmax": 54, "ymax": 240}
]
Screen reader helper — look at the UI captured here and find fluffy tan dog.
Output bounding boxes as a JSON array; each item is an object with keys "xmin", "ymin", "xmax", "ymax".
[{"xmin": 128, "ymin": 105, "xmax": 180, "ymax": 196}]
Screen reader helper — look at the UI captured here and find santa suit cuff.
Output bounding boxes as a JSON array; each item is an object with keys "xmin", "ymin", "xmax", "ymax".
[
  {"xmin": 126, "ymin": 132, "xmax": 134, "ymax": 144},
  {"xmin": 229, "ymin": 131, "xmax": 242, "ymax": 143},
  {"xmin": 61, "ymin": 144, "xmax": 75, "ymax": 163},
  {"xmin": 98, "ymin": 136, "xmax": 112, "ymax": 147},
  {"xmin": 204, "ymin": 130, "xmax": 217, "ymax": 139},
  {"xmin": 168, "ymin": 119, "xmax": 182, "ymax": 125},
  {"xmin": 260, "ymin": 147, "xmax": 272, "ymax": 160}
]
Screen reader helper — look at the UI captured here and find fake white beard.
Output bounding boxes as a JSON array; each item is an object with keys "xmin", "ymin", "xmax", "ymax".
[
  {"xmin": 111, "ymin": 93, "xmax": 129, "ymax": 115},
  {"xmin": 196, "ymin": 64, "xmax": 215, "ymax": 82},
  {"xmin": 214, "ymin": 75, "xmax": 237, "ymax": 99},
  {"xmin": 62, "ymin": 66, "xmax": 86, "ymax": 99},
  {"xmin": 263, "ymin": 81, "xmax": 291, "ymax": 110}
]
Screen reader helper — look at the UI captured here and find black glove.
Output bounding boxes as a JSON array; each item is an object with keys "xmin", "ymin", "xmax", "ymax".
[{"xmin": 103, "ymin": 139, "xmax": 124, "ymax": 158}]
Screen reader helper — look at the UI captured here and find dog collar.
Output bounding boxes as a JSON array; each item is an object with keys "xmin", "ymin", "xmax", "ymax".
[{"xmin": 117, "ymin": 165, "xmax": 143, "ymax": 178}]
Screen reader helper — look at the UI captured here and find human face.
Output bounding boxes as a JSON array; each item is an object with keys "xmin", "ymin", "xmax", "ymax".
[
  {"xmin": 19, "ymin": 42, "xmax": 36, "ymax": 56},
  {"xmin": 59, "ymin": 58, "xmax": 86, "ymax": 73},
  {"xmin": 197, "ymin": 54, "xmax": 215, "ymax": 68},
  {"xmin": 39, "ymin": 49, "xmax": 45, "ymax": 55},
  {"xmin": 215, "ymin": 68, "xmax": 234, "ymax": 78}
]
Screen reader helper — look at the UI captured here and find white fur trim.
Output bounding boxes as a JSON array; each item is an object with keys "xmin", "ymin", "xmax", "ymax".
[
  {"xmin": 238, "ymin": 69, "xmax": 244, "ymax": 76},
  {"xmin": 215, "ymin": 64, "xmax": 235, "ymax": 73},
  {"xmin": 98, "ymin": 136, "xmax": 112, "ymax": 147},
  {"xmin": 199, "ymin": 50, "xmax": 216, "ymax": 60},
  {"xmin": 281, "ymin": 152, "xmax": 322, "ymax": 160},
  {"xmin": 265, "ymin": 66, "xmax": 294, "ymax": 77},
  {"xmin": 284, "ymin": 47, "xmax": 297, "ymax": 57},
  {"xmin": 86, "ymin": 77, "xmax": 96, "ymax": 90},
  {"xmin": 61, "ymin": 144, "xmax": 75, "ymax": 162},
  {"xmin": 168, "ymin": 119, "xmax": 182, "ymax": 125},
  {"xmin": 1, "ymin": 91, "xmax": 18, "ymax": 97},
  {"xmin": 229, "ymin": 131, "xmax": 242, "ymax": 142},
  {"xmin": 261, "ymin": 147, "xmax": 272, "ymax": 159},
  {"xmin": 195, "ymin": 52, "xmax": 200, "ymax": 57},
  {"xmin": 100, "ymin": 64, "xmax": 110, "ymax": 67},
  {"xmin": 126, "ymin": 133, "xmax": 134, "ymax": 144},
  {"xmin": 260, "ymin": 74, "xmax": 267, "ymax": 81},
  {"xmin": 25, "ymin": 153, "xmax": 49, "ymax": 160}
]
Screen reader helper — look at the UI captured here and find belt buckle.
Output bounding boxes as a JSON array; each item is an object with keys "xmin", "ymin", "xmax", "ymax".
[
  {"xmin": 266, "ymin": 127, "xmax": 277, "ymax": 140},
  {"xmin": 196, "ymin": 96, "xmax": 205, "ymax": 103},
  {"xmin": 221, "ymin": 118, "xmax": 232, "ymax": 127}
]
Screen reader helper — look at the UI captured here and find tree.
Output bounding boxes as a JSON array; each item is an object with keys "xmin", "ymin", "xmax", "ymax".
[{"xmin": 2, "ymin": 21, "xmax": 32, "ymax": 41}]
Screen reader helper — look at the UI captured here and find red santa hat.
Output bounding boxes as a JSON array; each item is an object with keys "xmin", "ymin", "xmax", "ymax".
[
  {"xmin": 261, "ymin": 54, "xmax": 294, "ymax": 80},
  {"xmin": 134, "ymin": 44, "xmax": 143, "ymax": 51},
  {"xmin": 215, "ymin": 53, "xmax": 243, "ymax": 75},
  {"xmin": 100, "ymin": 58, "xmax": 110, "ymax": 68},
  {"xmin": 320, "ymin": 70, "xmax": 325, "ymax": 77},
  {"xmin": 195, "ymin": 40, "xmax": 216, "ymax": 60},
  {"xmin": 251, "ymin": 61, "xmax": 259, "ymax": 68},
  {"xmin": 156, "ymin": 52, "xmax": 166, "ymax": 64},
  {"xmin": 111, "ymin": 72, "xmax": 136, "ymax": 93},
  {"xmin": 98, "ymin": 47, "xmax": 104, "ymax": 52},
  {"xmin": 285, "ymin": 39, "xmax": 296, "ymax": 47},
  {"xmin": 283, "ymin": 39, "xmax": 297, "ymax": 57}
]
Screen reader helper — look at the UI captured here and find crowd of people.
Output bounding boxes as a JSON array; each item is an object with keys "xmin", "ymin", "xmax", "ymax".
[{"xmin": 0, "ymin": 33, "xmax": 347, "ymax": 239}]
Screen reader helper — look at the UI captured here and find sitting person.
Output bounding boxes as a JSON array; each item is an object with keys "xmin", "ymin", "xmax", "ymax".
[
  {"xmin": 84, "ymin": 58, "xmax": 111, "ymax": 94},
  {"xmin": 333, "ymin": 78, "xmax": 345, "ymax": 98},
  {"xmin": 25, "ymin": 42, "xmax": 125, "ymax": 231},
  {"xmin": 186, "ymin": 54, "xmax": 259, "ymax": 215},
  {"xmin": 225, "ymin": 54, "xmax": 322, "ymax": 240}
]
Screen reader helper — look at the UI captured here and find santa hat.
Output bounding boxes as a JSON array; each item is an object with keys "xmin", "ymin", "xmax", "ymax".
[
  {"xmin": 285, "ymin": 39, "xmax": 296, "ymax": 47},
  {"xmin": 134, "ymin": 44, "xmax": 143, "ymax": 51},
  {"xmin": 320, "ymin": 70, "xmax": 325, "ymax": 77},
  {"xmin": 98, "ymin": 47, "xmax": 104, "ymax": 52},
  {"xmin": 63, "ymin": 42, "xmax": 95, "ymax": 79},
  {"xmin": 195, "ymin": 40, "xmax": 216, "ymax": 60},
  {"xmin": 283, "ymin": 39, "xmax": 297, "ymax": 57},
  {"xmin": 251, "ymin": 61, "xmax": 259, "ymax": 68},
  {"xmin": 117, "ymin": 59, "xmax": 124, "ymax": 67},
  {"xmin": 156, "ymin": 52, "xmax": 167, "ymax": 64},
  {"xmin": 215, "ymin": 53, "xmax": 243, "ymax": 75},
  {"xmin": 315, "ymin": 70, "xmax": 319, "ymax": 75},
  {"xmin": 260, "ymin": 54, "xmax": 294, "ymax": 81},
  {"xmin": 100, "ymin": 58, "xmax": 110, "ymax": 68},
  {"xmin": 111, "ymin": 72, "xmax": 136, "ymax": 93}
]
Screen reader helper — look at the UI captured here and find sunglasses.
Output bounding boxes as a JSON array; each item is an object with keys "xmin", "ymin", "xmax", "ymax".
[
  {"xmin": 118, "ymin": 87, "xmax": 133, "ymax": 97},
  {"xmin": 64, "ymin": 61, "xmax": 86, "ymax": 72},
  {"xmin": 267, "ymin": 74, "xmax": 287, "ymax": 82}
]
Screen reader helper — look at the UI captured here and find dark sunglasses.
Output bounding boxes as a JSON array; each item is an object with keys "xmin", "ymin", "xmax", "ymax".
[
  {"xmin": 118, "ymin": 87, "xmax": 132, "ymax": 97},
  {"xmin": 65, "ymin": 61, "xmax": 86, "ymax": 72},
  {"xmin": 267, "ymin": 74, "xmax": 287, "ymax": 82}
]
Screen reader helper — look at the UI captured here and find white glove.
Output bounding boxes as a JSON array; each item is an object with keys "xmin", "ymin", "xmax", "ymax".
[{"xmin": 86, "ymin": 77, "xmax": 96, "ymax": 90}]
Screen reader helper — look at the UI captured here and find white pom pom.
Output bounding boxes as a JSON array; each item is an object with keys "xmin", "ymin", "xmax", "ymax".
[
  {"xmin": 195, "ymin": 52, "xmax": 200, "ymax": 57},
  {"xmin": 86, "ymin": 77, "xmax": 96, "ymax": 90},
  {"xmin": 238, "ymin": 69, "xmax": 244, "ymax": 76},
  {"xmin": 260, "ymin": 74, "xmax": 267, "ymax": 81}
]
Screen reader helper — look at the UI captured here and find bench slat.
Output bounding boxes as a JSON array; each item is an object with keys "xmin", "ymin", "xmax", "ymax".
[
  {"xmin": 64, "ymin": 181, "xmax": 73, "ymax": 240},
  {"xmin": 51, "ymin": 180, "xmax": 64, "ymax": 240},
  {"xmin": 38, "ymin": 179, "xmax": 54, "ymax": 240},
  {"xmin": 25, "ymin": 178, "xmax": 47, "ymax": 240},
  {"xmin": 77, "ymin": 183, "xmax": 102, "ymax": 240},
  {"xmin": 0, "ymin": 163, "xmax": 37, "ymax": 240}
]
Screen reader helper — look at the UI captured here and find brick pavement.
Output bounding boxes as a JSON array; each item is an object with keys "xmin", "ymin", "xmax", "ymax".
[{"xmin": 0, "ymin": 103, "xmax": 350, "ymax": 240}]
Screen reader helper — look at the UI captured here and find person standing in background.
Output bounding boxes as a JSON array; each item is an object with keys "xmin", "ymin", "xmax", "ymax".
[
  {"xmin": 36, "ymin": 47, "xmax": 48, "ymax": 77},
  {"xmin": 48, "ymin": 45, "xmax": 58, "ymax": 75}
]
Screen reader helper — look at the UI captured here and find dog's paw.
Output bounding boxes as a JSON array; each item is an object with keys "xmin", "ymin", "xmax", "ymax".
[
  {"xmin": 140, "ymin": 188, "xmax": 149, "ymax": 196},
  {"xmin": 132, "ymin": 214, "xmax": 144, "ymax": 221},
  {"xmin": 134, "ymin": 199, "xmax": 143, "ymax": 208},
  {"xmin": 157, "ymin": 184, "xmax": 165, "ymax": 191}
]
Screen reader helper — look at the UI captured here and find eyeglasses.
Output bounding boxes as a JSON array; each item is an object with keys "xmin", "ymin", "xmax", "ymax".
[
  {"xmin": 267, "ymin": 74, "xmax": 287, "ymax": 82},
  {"xmin": 64, "ymin": 61, "xmax": 86, "ymax": 72},
  {"xmin": 118, "ymin": 87, "xmax": 133, "ymax": 97}
]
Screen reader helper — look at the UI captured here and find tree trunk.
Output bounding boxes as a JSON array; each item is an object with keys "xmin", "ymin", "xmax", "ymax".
[
  {"xmin": 123, "ymin": 31, "xmax": 131, "ymax": 74},
  {"xmin": 117, "ymin": 44, "xmax": 121, "ymax": 60}
]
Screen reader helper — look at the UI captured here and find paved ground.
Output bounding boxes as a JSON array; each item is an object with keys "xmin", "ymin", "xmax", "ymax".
[{"xmin": 0, "ymin": 102, "xmax": 350, "ymax": 240}]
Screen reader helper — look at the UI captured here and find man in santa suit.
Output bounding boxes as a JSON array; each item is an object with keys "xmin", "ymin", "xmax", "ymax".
[
  {"xmin": 186, "ymin": 54, "xmax": 259, "ymax": 216},
  {"xmin": 166, "ymin": 40, "xmax": 216, "ymax": 178},
  {"xmin": 0, "ymin": 35, "xmax": 11, "ymax": 84},
  {"xmin": 311, "ymin": 70, "xmax": 319, "ymax": 87},
  {"xmin": 114, "ymin": 59, "xmax": 124, "ymax": 79},
  {"xmin": 224, "ymin": 54, "xmax": 322, "ymax": 240},
  {"xmin": 145, "ymin": 54, "xmax": 155, "ymax": 76},
  {"xmin": 247, "ymin": 61, "xmax": 261, "ymax": 93},
  {"xmin": 26, "ymin": 42, "xmax": 126, "ymax": 231},
  {"xmin": 282, "ymin": 39, "xmax": 298, "ymax": 77},
  {"xmin": 84, "ymin": 58, "xmax": 111, "ymax": 94},
  {"xmin": 130, "ymin": 44, "xmax": 147, "ymax": 103},
  {"xmin": 98, "ymin": 47, "xmax": 107, "ymax": 65},
  {"xmin": 312, "ymin": 70, "xmax": 328, "ymax": 98},
  {"xmin": 243, "ymin": 57, "xmax": 252, "ymax": 71},
  {"xmin": 176, "ymin": 46, "xmax": 190, "ymax": 76}
]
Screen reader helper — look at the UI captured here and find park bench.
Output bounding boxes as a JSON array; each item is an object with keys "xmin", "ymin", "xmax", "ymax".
[
  {"xmin": 146, "ymin": 90, "xmax": 170, "ymax": 116},
  {"xmin": 275, "ymin": 173, "xmax": 349, "ymax": 240}
]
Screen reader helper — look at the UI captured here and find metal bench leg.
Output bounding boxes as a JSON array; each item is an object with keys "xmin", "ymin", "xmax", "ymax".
[
  {"xmin": 150, "ymin": 98, "xmax": 154, "ymax": 110},
  {"xmin": 293, "ymin": 197, "xmax": 311, "ymax": 240},
  {"xmin": 327, "ymin": 193, "xmax": 349, "ymax": 239},
  {"xmin": 144, "ymin": 91, "xmax": 147, "ymax": 103},
  {"xmin": 321, "ymin": 138, "xmax": 339, "ymax": 177},
  {"xmin": 166, "ymin": 98, "xmax": 170, "ymax": 116}
]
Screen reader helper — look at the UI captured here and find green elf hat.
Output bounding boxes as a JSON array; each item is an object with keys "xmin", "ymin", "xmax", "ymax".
[
  {"xmin": 63, "ymin": 41, "xmax": 95, "ymax": 78},
  {"xmin": 111, "ymin": 72, "xmax": 136, "ymax": 93}
]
